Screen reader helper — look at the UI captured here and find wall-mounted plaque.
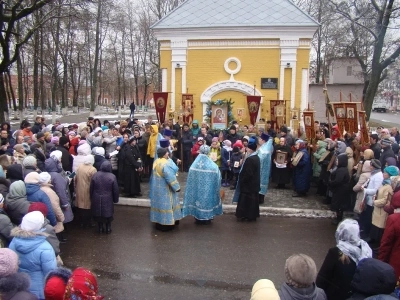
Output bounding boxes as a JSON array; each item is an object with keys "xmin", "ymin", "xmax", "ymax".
[{"xmin": 261, "ymin": 78, "xmax": 278, "ymax": 89}]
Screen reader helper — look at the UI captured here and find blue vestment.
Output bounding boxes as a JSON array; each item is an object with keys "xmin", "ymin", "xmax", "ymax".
[
  {"xmin": 182, "ymin": 154, "xmax": 222, "ymax": 220},
  {"xmin": 150, "ymin": 158, "xmax": 182, "ymax": 225},
  {"xmin": 258, "ymin": 139, "xmax": 273, "ymax": 195}
]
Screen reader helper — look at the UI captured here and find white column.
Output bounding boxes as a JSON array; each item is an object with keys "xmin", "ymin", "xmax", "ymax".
[
  {"xmin": 162, "ymin": 69, "xmax": 167, "ymax": 92},
  {"xmin": 182, "ymin": 65, "xmax": 187, "ymax": 94},
  {"xmin": 290, "ymin": 65, "xmax": 296, "ymax": 109},
  {"xmin": 171, "ymin": 64, "xmax": 176, "ymax": 110},
  {"xmin": 301, "ymin": 69, "xmax": 309, "ymax": 111},
  {"xmin": 279, "ymin": 66, "xmax": 285, "ymax": 100}
]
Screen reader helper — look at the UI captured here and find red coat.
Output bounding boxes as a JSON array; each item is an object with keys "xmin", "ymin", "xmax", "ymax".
[
  {"xmin": 191, "ymin": 142, "xmax": 201, "ymax": 159},
  {"xmin": 379, "ymin": 212, "xmax": 400, "ymax": 278},
  {"xmin": 69, "ymin": 137, "xmax": 80, "ymax": 155}
]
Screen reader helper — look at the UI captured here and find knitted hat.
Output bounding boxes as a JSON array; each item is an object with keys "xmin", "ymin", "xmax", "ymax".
[
  {"xmin": 284, "ymin": 254, "xmax": 317, "ymax": 288},
  {"xmin": 24, "ymin": 172, "xmax": 40, "ymax": 184},
  {"xmin": 212, "ymin": 137, "xmax": 219, "ymax": 143},
  {"xmin": 21, "ymin": 211, "xmax": 44, "ymax": 232},
  {"xmin": 44, "ymin": 267, "xmax": 73, "ymax": 300},
  {"xmin": 28, "ymin": 202, "xmax": 48, "ymax": 217},
  {"xmin": 50, "ymin": 150, "xmax": 63, "ymax": 161},
  {"xmin": 59, "ymin": 136, "xmax": 69, "ymax": 146},
  {"xmin": 199, "ymin": 145, "xmax": 210, "ymax": 155},
  {"xmin": 381, "ymin": 138, "xmax": 392, "ymax": 146},
  {"xmin": 68, "ymin": 131, "xmax": 76, "ymax": 136},
  {"xmin": 93, "ymin": 147, "xmax": 105, "ymax": 156},
  {"xmin": 22, "ymin": 155, "xmax": 37, "ymax": 168},
  {"xmin": 39, "ymin": 172, "xmax": 52, "ymax": 184},
  {"xmin": 13, "ymin": 144, "xmax": 24, "ymax": 152},
  {"xmin": 371, "ymin": 159, "xmax": 382, "ymax": 170},
  {"xmin": 0, "ymin": 248, "xmax": 19, "ymax": 277},
  {"xmin": 233, "ymin": 140, "xmax": 244, "ymax": 149},
  {"xmin": 223, "ymin": 140, "xmax": 232, "ymax": 147},
  {"xmin": 197, "ymin": 137, "xmax": 204, "ymax": 142},
  {"xmin": 250, "ymin": 279, "xmax": 279, "ymax": 300},
  {"xmin": 36, "ymin": 132, "xmax": 45, "ymax": 139},
  {"xmin": 157, "ymin": 148, "xmax": 168, "ymax": 158},
  {"xmin": 64, "ymin": 268, "xmax": 102, "ymax": 300},
  {"xmin": 384, "ymin": 166, "xmax": 399, "ymax": 177},
  {"xmin": 242, "ymin": 136, "xmax": 250, "ymax": 142},
  {"xmin": 50, "ymin": 137, "xmax": 59, "ymax": 144},
  {"xmin": 56, "ymin": 125, "xmax": 63, "ymax": 131},
  {"xmin": 160, "ymin": 139, "xmax": 170, "ymax": 148}
]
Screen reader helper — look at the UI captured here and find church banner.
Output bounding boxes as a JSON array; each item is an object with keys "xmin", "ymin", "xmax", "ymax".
[
  {"xmin": 343, "ymin": 102, "xmax": 358, "ymax": 134},
  {"xmin": 246, "ymin": 96, "xmax": 261, "ymax": 125},
  {"xmin": 182, "ymin": 94, "xmax": 194, "ymax": 125},
  {"xmin": 154, "ymin": 92, "xmax": 168, "ymax": 124},
  {"xmin": 333, "ymin": 103, "xmax": 346, "ymax": 135},
  {"xmin": 303, "ymin": 111, "xmax": 315, "ymax": 140}
]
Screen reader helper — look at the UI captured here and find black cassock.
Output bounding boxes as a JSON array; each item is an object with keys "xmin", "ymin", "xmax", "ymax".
[
  {"xmin": 271, "ymin": 144, "xmax": 292, "ymax": 185},
  {"xmin": 122, "ymin": 145, "xmax": 142, "ymax": 196},
  {"xmin": 235, "ymin": 154, "xmax": 260, "ymax": 220}
]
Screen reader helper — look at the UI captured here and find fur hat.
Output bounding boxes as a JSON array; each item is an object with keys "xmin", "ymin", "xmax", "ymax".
[
  {"xmin": 21, "ymin": 211, "xmax": 44, "ymax": 232},
  {"xmin": 250, "ymin": 279, "xmax": 279, "ymax": 300},
  {"xmin": 28, "ymin": 202, "xmax": 48, "ymax": 217},
  {"xmin": 371, "ymin": 159, "xmax": 382, "ymax": 170},
  {"xmin": 44, "ymin": 267, "xmax": 73, "ymax": 300},
  {"xmin": 22, "ymin": 155, "xmax": 37, "ymax": 168},
  {"xmin": 284, "ymin": 254, "xmax": 317, "ymax": 288},
  {"xmin": 39, "ymin": 172, "xmax": 52, "ymax": 184},
  {"xmin": 0, "ymin": 248, "xmax": 19, "ymax": 277}
]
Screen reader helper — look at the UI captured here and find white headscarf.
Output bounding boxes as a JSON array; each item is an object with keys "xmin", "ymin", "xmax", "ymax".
[{"xmin": 335, "ymin": 219, "xmax": 372, "ymax": 264}]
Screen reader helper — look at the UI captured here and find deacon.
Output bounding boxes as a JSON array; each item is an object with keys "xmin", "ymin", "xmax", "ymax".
[
  {"xmin": 258, "ymin": 132, "xmax": 273, "ymax": 204},
  {"xmin": 182, "ymin": 145, "xmax": 223, "ymax": 224},
  {"xmin": 233, "ymin": 137, "xmax": 261, "ymax": 221},
  {"xmin": 150, "ymin": 148, "xmax": 181, "ymax": 231}
]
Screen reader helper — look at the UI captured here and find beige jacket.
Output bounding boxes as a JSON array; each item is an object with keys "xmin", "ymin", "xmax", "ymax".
[
  {"xmin": 75, "ymin": 163, "xmax": 97, "ymax": 210},
  {"xmin": 40, "ymin": 183, "xmax": 65, "ymax": 233},
  {"xmin": 372, "ymin": 184, "xmax": 393, "ymax": 229}
]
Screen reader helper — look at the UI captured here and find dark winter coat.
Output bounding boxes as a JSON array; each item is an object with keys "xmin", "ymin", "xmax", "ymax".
[
  {"xmin": 6, "ymin": 164, "xmax": 36, "ymax": 183},
  {"xmin": 316, "ymin": 247, "xmax": 357, "ymax": 300},
  {"xmin": 293, "ymin": 148, "xmax": 312, "ymax": 193},
  {"xmin": 136, "ymin": 137, "xmax": 147, "ymax": 166},
  {"xmin": 44, "ymin": 158, "xmax": 73, "ymax": 223},
  {"xmin": 4, "ymin": 181, "xmax": 30, "ymax": 225},
  {"xmin": 90, "ymin": 161, "xmax": 119, "ymax": 218},
  {"xmin": 220, "ymin": 147, "xmax": 231, "ymax": 171},
  {"xmin": 25, "ymin": 184, "xmax": 57, "ymax": 226},
  {"xmin": 42, "ymin": 219, "xmax": 60, "ymax": 256},
  {"xmin": 55, "ymin": 145, "xmax": 73, "ymax": 172},
  {"xmin": 272, "ymin": 144, "xmax": 292, "ymax": 184},
  {"xmin": 93, "ymin": 154, "xmax": 107, "ymax": 171},
  {"xmin": 224, "ymin": 132, "xmax": 240, "ymax": 145},
  {"xmin": 347, "ymin": 258, "xmax": 397, "ymax": 300},
  {"xmin": 181, "ymin": 130, "xmax": 193, "ymax": 151},
  {"xmin": 122, "ymin": 144, "xmax": 142, "ymax": 195},
  {"xmin": 370, "ymin": 143, "xmax": 381, "ymax": 160},
  {"xmin": 117, "ymin": 142, "xmax": 128, "ymax": 184},
  {"xmin": 30, "ymin": 145, "xmax": 46, "ymax": 172},
  {"xmin": 31, "ymin": 122, "xmax": 42, "ymax": 134},
  {"xmin": 0, "ymin": 177, "xmax": 10, "ymax": 198},
  {"xmin": 380, "ymin": 147, "xmax": 395, "ymax": 171},
  {"xmin": 329, "ymin": 155, "xmax": 350, "ymax": 210},
  {"xmin": 0, "ymin": 272, "xmax": 38, "ymax": 300},
  {"xmin": 0, "ymin": 209, "xmax": 14, "ymax": 246},
  {"xmin": 235, "ymin": 154, "xmax": 260, "ymax": 220}
]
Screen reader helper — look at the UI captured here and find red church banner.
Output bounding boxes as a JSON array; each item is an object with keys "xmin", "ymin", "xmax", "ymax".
[
  {"xmin": 153, "ymin": 92, "xmax": 168, "ymax": 124},
  {"xmin": 246, "ymin": 96, "xmax": 261, "ymax": 125}
]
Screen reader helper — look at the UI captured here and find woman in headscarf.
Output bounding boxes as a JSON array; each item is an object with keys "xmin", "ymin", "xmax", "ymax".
[
  {"xmin": 369, "ymin": 166, "xmax": 399, "ymax": 246},
  {"xmin": 271, "ymin": 137, "xmax": 292, "ymax": 189},
  {"xmin": 292, "ymin": 139, "xmax": 312, "ymax": 197},
  {"xmin": 146, "ymin": 124, "xmax": 162, "ymax": 177},
  {"xmin": 316, "ymin": 219, "xmax": 372, "ymax": 300}
]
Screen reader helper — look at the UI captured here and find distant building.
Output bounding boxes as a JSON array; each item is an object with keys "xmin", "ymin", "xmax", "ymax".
[{"xmin": 310, "ymin": 58, "xmax": 364, "ymax": 121}]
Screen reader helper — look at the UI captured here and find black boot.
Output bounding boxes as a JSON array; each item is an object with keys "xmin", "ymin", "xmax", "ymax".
[
  {"xmin": 105, "ymin": 222, "xmax": 112, "ymax": 234},
  {"xmin": 98, "ymin": 222, "xmax": 104, "ymax": 234},
  {"xmin": 56, "ymin": 233, "xmax": 67, "ymax": 243},
  {"xmin": 331, "ymin": 210, "xmax": 343, "ymax": 225}
]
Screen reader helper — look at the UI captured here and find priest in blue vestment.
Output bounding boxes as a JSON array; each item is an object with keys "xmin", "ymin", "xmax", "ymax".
[
  {"xmin": 258, "ymin": 132, "xmax": 273, "ymax": 204},
  {"xmin": 150, "ymin": 147, "xmax": 182, "ymax": 231},
  {"xmin": 182, "ymin": 145, "xmax": 223, "ymax": 224}
]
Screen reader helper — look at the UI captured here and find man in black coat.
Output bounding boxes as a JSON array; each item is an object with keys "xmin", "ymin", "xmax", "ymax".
[
  {"xmin": 379, "ymin": 138, "xmax": 395, "ymax": 171},
  {"xmin": 234, "ymin": 137, "xmax": 260, "ymax": 221},
  {"xmin": 31, "ymin": 116, "xmax": 43, "ymax": 134},
  {"xmin": 129, "ymin": 101, "xmax": 136, "ymax": 119},
  {"xmin": 370, "ymin": 134, "xmax": 381, "ymax": 159}
]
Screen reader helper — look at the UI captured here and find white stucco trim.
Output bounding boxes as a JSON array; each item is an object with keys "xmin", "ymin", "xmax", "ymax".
[
  {"xmin": 162, "ymin": 69, "xmax": 167, "ymax": 92},
  {"xmin": 170, "ymin": 39, "xmax": 188, "ymax": 110},
  {"xmin": 201, "ymin": 80, "xmax": 263, "ymax": 122},
  {"xmin": 291, "ymin": 65, "xmax": 296, "ymax": 109},
  {"xmin": 171, "ymin": 64, "xmax": 175, "ymax": 110},
  {"xmin": 182, "ymin": 65, "xmax": 187, "ymax": 94},
  {"xmin": 279, "ymin": 66, "xmax": 285, "ymax": 100}
]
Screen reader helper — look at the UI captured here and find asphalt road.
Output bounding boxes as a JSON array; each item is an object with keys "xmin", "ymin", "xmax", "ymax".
[
  {"xmin": 61, "ymin": 206, "xmax": 336, "ymax": 300},
  {"xmin": 370, "ymin": 111, "xmax": 400, "ymax": 128}
]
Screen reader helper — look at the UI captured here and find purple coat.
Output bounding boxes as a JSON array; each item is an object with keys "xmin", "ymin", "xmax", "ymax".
[{"xmin": 90, "ymin": 161, "xmax": 119, "ymax": 218}]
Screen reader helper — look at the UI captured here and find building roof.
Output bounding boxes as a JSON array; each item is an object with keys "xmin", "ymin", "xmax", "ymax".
[{"xmin": 152, "ymin": 0, "xmax": 318, "ymax": 29}]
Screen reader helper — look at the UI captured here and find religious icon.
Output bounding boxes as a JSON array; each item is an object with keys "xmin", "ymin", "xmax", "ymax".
[
  {"xmin": 157, "ymin": 97, "xmax": 165, "ymax": 108},
  {"xmin": 347, "ymin": 107, "xmax": 354, "ymax": 119},
  {"xmin": 291, "ymin": 110, "xmax": 298, "ymax": 120},
  {"xmin": 237, "ymin": 108, "xmax": 245, "ymax": 117},
  {"xmin": 336, "ymin": 108, "xmax": 345, "ymax": 118},
  {"xmin": 275, "ymin": 151, "xmax": 288, "ymax": 164},
  {"xmin": 212, "ymin": 106, "xmax": 227, "ymax": 129},
  {"xmin": 168, "ymin": 112, "xmax": 175, "ymax": 120},
  {"xmin": 276, "ymin": 106, "xmax": 284, "ymax": 117},
  {"xmin": 305, "ymin": 116, "xmax": 312, "ymax": 127},
  {"xmin": 249, "ymin": 101, "xmax": 258, "ymax": 113}
]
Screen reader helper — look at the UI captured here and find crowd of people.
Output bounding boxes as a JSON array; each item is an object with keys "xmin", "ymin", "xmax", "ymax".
[{"xmin": 1, "ymin": 113, "xmax": 400, "ymax": 298}]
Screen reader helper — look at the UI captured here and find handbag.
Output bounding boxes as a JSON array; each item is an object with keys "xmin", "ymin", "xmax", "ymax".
[{"xmin": 354, "ymin": 179, "xmax": 369, "ymax": 214}]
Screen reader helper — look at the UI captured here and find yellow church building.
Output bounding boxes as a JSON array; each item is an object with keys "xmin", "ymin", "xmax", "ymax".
[{"xmin": 152, "ymin": 0, "xmax": 318, "ymax": 130}]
